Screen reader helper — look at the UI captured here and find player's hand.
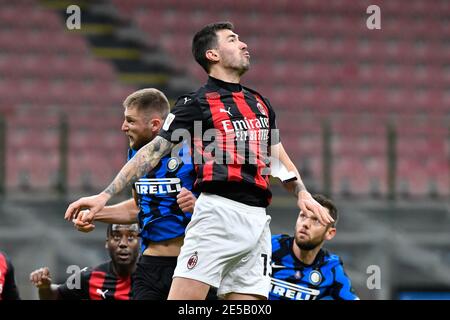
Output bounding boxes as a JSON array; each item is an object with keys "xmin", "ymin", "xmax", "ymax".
[
  {"xmin": 73, "ymin": 210, "xmax": 96, "ymax": 233},
  {"xmin": 30, "ymin": 267, "xmax": 52, "ymax": 289},
  {"xmin": 298, "ymin": 191, "xmax": 334, "ymax": 225},
  {"xmin": 64, "ymin": 192, "xmax": 110, "ymax": 222},
  {"xmin": 177, "ymin": 187, "xmax": 197, "ymax": 213}
]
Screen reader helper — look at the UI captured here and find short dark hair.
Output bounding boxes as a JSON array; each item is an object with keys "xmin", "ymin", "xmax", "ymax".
[
  {"xmin": 192, "ymin": 21, "xmax": 234, "ymax": 73},
  {"xmin": 106, "ymin": 224, "xmax": 139, "ymax": 238},
  {"xmin": 123, "ymin": 88, "xmax": 170, "ymax": 120},
  {"xmin": 312, "ymin": 194, "xmax": 339, "ymax": 227}
]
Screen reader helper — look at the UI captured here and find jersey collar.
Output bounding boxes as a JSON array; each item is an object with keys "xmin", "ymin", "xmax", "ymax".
[{"xmin": 207, "ymin": 76, "xmax": 242, "ymax": 93}]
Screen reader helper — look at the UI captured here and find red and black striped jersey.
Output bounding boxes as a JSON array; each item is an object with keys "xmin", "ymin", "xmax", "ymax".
[
  {"xmin": 57, "ymin": 261, "xmax": 132, "ymax": 300},
  {"xmin": 0, "ymin": 251, "xmax": 20, "ymax": 300},
  {"xmin": 159, "ymin": 76, "xmax": 280, "ymax": 207}
]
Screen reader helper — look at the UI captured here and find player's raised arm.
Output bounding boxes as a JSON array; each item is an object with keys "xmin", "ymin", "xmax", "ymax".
[
  {"xmin": 271, "ymin": 142, "xmax": 334, "ymax": 225},
  {"xmin": 29, "ymin": 267, "xmax": 61, "ymax": 300},
  {"xmin": 64, "ymin": 136, "xmax": 174, "ymax": 222}
]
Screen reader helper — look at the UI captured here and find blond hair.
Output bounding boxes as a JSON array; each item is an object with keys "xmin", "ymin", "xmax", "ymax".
[{"xmin": 123, "ymin": 88, "xmax": 170, "ymax": 119}]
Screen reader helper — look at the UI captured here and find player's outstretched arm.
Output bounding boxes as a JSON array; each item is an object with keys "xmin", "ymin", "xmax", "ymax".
[
  {"xmin": 29, "ymin": 267, "xmax": 61, "ymax": 300},
  {"xmin": 103, "ymin": 136, "xmax": 174, "ymax": 197},
  {"xmin": 271, "ymin": 142, "xmax": 334, "ymax": 225},
  {"xmin": 64, "ymin": 136, "xmax": 174, "ymax": 222}
]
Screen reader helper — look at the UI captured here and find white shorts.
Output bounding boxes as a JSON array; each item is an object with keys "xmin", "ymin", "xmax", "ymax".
[{"xmin": 173, "ymin": 193, "xmax": 272, "ymax": 298}]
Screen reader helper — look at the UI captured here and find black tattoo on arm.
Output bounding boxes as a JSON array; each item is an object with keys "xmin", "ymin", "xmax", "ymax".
[
  {"xmin": 103, "ymin": 136, "xmax": 173, "ymax": 196},
  {"xmin": 293, "ymin": 180, "xmax": 307, "ymax": 196}
]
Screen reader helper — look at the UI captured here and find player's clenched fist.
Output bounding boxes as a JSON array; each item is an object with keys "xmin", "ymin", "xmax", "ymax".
[
  {"xmin": 177, "ymin": 187, "xmax": 197, "ymax": 213},
  {"xmin": 72, "ymin": 209, "xmax": 96, "ymax": 233},
  {"xmin": 30, "ymin": 267, "xmax": 52, "ymax": 289}
]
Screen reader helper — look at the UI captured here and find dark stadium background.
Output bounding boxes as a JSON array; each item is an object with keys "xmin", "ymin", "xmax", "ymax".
[{"xmin": 0, "ymin": 0, "xmax": 449, "ymax": 299}]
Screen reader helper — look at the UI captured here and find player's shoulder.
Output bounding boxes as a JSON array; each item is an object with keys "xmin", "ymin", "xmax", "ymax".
[
  {"xmin": 242, "ymin": 85, "xmax": 263, "ymax": 96},
  {"xmin": 64, "ymin": 265, "xmax": 93, "ymax": 285},
  {"xmin": 321, "ymin": 249, "xmax": 343, "ymax": 267},
  {"xmin": 271, "ymin": 234, "xmax": 291, "ymax": 249},
  {"xmin": 76, "ymin": 265, "xmax": 94, "ymax": 277},
  {"xmin": 174, "ymin": 91, "xmax": 200, "ymax": 108},
  {"xmin": 92, "ymin": 261, "xmax": 111, "ymax": 273},
  {"xmin": 0, "ymin": 251, "xmax": 13, "ymax": 266},
  {"xmin": 242, "ymin": 85, "xmax": 272, "ymax": 105}
]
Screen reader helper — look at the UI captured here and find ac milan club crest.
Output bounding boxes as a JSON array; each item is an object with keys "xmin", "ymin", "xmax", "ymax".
[
  {"xmin": 256, "ymin": 102, "xmax": 266, "ymax": 116},
  {"xmin": 187, "ymin": 251, "xmax": 198, "ymax": 269}
]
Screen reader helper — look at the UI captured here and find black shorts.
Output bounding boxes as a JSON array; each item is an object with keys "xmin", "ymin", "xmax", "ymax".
[
  {"xmin": 132, "ymin": 255, "xmax": 177, "ymax": 300},
  {"xmin": 131, "ymin": 255, "xmax": 217, "ymax": 300}
]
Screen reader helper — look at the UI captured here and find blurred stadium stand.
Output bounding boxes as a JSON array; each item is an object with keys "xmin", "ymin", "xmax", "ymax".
[{"xmin": 0, "ymin": 0, "xmax": 449, "ymax": 299}]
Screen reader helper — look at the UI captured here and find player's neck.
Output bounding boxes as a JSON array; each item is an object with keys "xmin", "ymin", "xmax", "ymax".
[
  {"xmin": 293, "ymin": 243, "xmax": 321, "ymax": 265},
  {"xmin": 208, "ymin": 69, "xmax": 241, "ymax": 84},
  {"xmin": 112, "ymin": 263, "xmax": 135, "ymax": 278}
]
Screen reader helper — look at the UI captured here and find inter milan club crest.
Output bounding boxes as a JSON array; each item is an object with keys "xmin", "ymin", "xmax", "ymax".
[
  {"xmin": 187, "ymin": 251, "xmax": 198, "ymax": 269},
  {"xmin": 256, "ymin": 102, "xmax": 266, "ymax": 116},
  {"xmin": 167, "ymin": 157, "xmax": 179, "ymax": 172},
  {"xmin": 309, "ymin": 270, "xmax": 322, "ymax": 285}
]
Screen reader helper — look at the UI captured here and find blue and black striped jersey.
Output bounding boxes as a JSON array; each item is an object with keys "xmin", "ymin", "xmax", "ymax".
[
  {"xmin": 128, "ymin": 143, "xmax": 196, "ymax": 252},
  {"xmin": 270, "ymin": 234, "xmax": 358, "ymax": 300}
]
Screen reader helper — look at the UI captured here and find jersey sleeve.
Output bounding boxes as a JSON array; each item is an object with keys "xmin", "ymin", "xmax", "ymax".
[
  {"xmin": 2, "ymin": 258, "xmax": 20, "ymax": 300},
  {"xmin": 158, "ymin": 94, "xmax": 203, "ymax": 144},
  {"xmin": 330, "ymin": 260, "xmax": 359, "ymax": 300},
  {"xmin": 57, "ymin": 269, "xmax": 90, "ymax": 300}
]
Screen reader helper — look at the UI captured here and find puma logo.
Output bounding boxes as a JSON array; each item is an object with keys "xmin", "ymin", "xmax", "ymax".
[
  {"xmin": 96, "ymin": 288, "xmax": 109, "ymax": 299},
  {"xmin": 219, "ymin": 107, "xmax": 233, "ymax": 117}
]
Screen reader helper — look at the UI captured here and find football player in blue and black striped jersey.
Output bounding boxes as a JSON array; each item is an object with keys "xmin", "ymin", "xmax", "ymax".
[
  {"xmin": 72, "ymin": 89, "xmax": 215, "ymax": 299},
  {"xmin": 270, "ymin": 194, "xmax": 358, "ymax": 300}
]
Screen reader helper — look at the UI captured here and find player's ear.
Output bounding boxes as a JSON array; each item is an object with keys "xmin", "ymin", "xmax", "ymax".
[
  {"xmin": 150, "ymin": 118, "xmax": 162, "ymax": 131},
  {"xmin": 205, "ymin": 49, "xmax": 219, "ymax": 63},
  {"xmin": 105, "ymin": 240, "xmax": 109, "ymax": 249},
  {"xmin": 325, "ymin": 227, "xmax": 336, "ymax": 241}
]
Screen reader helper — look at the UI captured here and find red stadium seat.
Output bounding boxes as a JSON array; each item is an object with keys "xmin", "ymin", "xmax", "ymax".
[{"xmin": 3, "ymin": 0, "xmax": 449, "ymax": 198}]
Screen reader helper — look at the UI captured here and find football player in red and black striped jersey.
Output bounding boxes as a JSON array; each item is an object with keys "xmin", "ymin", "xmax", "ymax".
[
  {"xmin": 0, "ymin": 251, "xmax": 20, "ymax": 300},
  {"xmin": 29, "ymin": 224, "xmax": 138, "ymax": 300},
  {"xmin": 65, "ymin": 22, "xmax": 334, "ymax": 300}
]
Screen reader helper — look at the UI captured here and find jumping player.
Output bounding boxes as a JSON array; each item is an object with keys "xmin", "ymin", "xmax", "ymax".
[{"xmin": 65, "ymin": 22, "xmax": 333, "ymax": 300}]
